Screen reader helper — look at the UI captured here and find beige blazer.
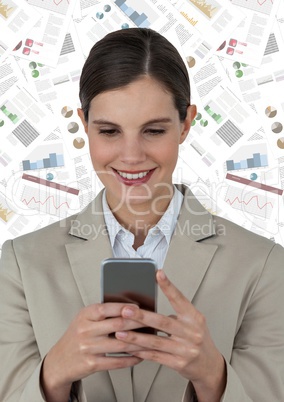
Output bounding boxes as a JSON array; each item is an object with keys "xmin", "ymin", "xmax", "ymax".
[{"xmin": 1, "ymin": 184, "xmax": 284, "ymax": 402}]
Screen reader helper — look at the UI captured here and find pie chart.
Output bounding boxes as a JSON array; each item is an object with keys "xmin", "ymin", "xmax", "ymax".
[
  {"xmin": 265, "ymin": 106, "xmax": 277, "ymax": 118},
  {"xmin": 271, "ymin": 122, "xmax": 283, "ymax": 134},
  {"xmin": 32, "ymin": 70, "xmax": 39, "ymax": 78},
  {"xmin": 235, "ymin": 70, "xmax": 243, "ymax": 78},
  {"xmin": 277, "ymin": 138, "xmax": 284, "ymax": 149},
  {"xmin": 73, "ymin": 137, "xmax": 85, "ymax": 149},
  {"xmin": 29, "ymin": 62, "xmax": 37, "ymax": 69},
  {"xmin": 67, "ymin": 122, "xmax": 79, "ymax": 134},
  {"xmin": 46, "ymin": 173, "xmax": 54, "ymax": 181},
  {"xmin": 96, "ymin": 12, "xmax": 104, "ymax": 19},
  {"xmin": 186, "ymin": 56, "xmax": 196, "ymax": 68},
  {"xmin": 61, "ymin": 106, "xmax": 73, "ymax": 118},
  {"xmin": 200, "ymin": 119, "xmax": 208, "ymax": 127},
  {"xmin": 250, "ymin": 173, "xmax": 258, "ymax": 181}
]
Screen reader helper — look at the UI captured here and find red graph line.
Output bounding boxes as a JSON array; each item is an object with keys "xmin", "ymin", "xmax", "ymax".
[
  {"xmin": 257, "ymin": 0, "xmax": 273, "ymax": 6},
  {"xmin": 22, "ymin": 195, "xmax": 70, "ymax": 210},
  {"xmin": 226, "ymin": 195, "xmax": 273, "ymax": 210},
  {"xmin": 53, "ymin": 0, "xmax": 69, "ymax": 6}
]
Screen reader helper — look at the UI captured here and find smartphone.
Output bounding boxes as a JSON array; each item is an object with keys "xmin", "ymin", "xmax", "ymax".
[{"xmin": 101, "ymin": 258, "xmax": 157, "ymax": 334}]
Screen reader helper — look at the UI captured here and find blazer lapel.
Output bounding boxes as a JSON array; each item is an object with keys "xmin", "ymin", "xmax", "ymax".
[
  {"xmin": 65, "ymin": 238, "xmax": 112, "ymax": 307},
  {"xmin": 133, "ymin": 184, "xmax": 218, "ymax": 402},
  {"xmin": 65, "ymin": 190, "xmax": 133, "ymax": 402}
]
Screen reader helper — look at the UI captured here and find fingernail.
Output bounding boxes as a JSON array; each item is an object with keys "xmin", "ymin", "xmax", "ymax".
[
  {"xmin": 123, "ymin": 307, "xmax": 134, "ymax": 317},
  {"xmin": 116, "ymin": 331, "xmax": 128, "ymax": 339}
]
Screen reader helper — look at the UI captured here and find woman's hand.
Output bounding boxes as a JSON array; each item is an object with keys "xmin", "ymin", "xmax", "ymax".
[
  {"xmin": 116, "ymin": 270, "xmax": 226, "ymax": 402},
  {"xmin": 41, "ymin": 303, "xmax": 143, "ymax": 402}
]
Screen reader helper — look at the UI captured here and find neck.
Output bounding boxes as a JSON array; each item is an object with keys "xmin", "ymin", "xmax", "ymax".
[{"xmin": 106, "ymin": 185, "xmax": 174, "ymax": 240}]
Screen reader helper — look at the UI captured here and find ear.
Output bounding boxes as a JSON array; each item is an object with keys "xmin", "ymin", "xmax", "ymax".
[
  {"xmin": 179, "ymin": 104, "xmax": 197, "ymax": 144},
  {"xmin": 77, "ymin": 108, "xmax": 88, "ymax": 134}
]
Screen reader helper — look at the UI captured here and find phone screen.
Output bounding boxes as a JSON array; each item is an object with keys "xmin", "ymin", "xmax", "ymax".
[{"xmin": 101, "ymin": 258, "xmax": 157, "ymax": 334}]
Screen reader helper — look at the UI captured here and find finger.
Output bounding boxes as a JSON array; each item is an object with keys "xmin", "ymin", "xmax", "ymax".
[
  {"xmin": 120, "ymin": 306, "xmax": 186, "ymax": 338},
  {"xmin": 84, "ymin": 302, "xmax": 139, "ymax": 321},
  {"xmin": 89, "ymin": 336, "xmax": 149, "ymax": 354},
  {"xmin": 156, "ymin": 270, "xmax": 196, "ymax": 316},
  {"xmin": 89, "ymin": 316, "xmax": 147, "ymax": 337},
  {"xmin": 115, "ymin": 331, "xmax": 189, "ymax": 369},
  {"xmin": 84, "ymin": 354, "xmax": 142, "ymax": 372}
]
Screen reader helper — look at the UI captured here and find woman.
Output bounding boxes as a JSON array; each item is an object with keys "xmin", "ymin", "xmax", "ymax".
[{"xmin": 1, "ymin": 28, "xmax": 284, "ymax": 402}]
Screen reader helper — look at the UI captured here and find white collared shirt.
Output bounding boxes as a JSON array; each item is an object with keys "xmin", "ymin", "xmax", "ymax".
[{"xmin": 102, "ymin": 186, "xmax": 183, "ymax": 269}]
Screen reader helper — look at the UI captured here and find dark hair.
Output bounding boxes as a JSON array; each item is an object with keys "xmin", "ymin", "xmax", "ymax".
[{"xmin": 79, "ymin": 28, "xmax": 191, "ymax": 122}]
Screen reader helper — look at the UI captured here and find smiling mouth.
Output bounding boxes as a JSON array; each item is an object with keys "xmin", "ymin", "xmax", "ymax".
[{"xmin": 116, "ymin": 170, "xmax": 150, "ymax": 180}]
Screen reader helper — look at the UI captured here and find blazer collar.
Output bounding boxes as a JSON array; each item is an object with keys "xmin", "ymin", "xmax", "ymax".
[{"xmin": 65, "ymin": 184, "xmax": 217, "ymax": 402}]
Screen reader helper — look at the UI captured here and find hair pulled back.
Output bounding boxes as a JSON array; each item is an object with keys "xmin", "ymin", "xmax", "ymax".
[{"xmin": 79, "ymin": 28, "xmax": 191, "ymax": 122}]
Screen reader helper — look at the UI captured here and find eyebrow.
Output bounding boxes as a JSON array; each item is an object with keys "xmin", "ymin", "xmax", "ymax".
[{"xmin": 91, "ymin": 118, "xmax": 173, "ymax": 127}]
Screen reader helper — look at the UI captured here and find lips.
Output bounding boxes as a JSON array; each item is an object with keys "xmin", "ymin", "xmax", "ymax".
[{"xmin": 112, "ymin": 168, "xmax": 155, "ymax": 185}]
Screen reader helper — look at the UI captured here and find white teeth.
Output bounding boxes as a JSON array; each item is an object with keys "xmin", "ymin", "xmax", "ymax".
[{"xmin": 117, "ymin": 170, "xmax": 149, "ymax": 179}]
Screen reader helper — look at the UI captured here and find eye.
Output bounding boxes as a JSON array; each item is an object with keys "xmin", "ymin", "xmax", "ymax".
[
  {"xmin": 98, "ymin": 128, "xmax": 119, "ymax": 136},
  {"xmin": 144, "ymin": 128, "xmax": 166, "ymax": 135}
]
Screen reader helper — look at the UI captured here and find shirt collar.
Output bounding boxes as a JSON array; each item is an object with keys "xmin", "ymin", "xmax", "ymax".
[{"xmin": 102, "ymin": 186, "xmax": 183, "ymax": 247}]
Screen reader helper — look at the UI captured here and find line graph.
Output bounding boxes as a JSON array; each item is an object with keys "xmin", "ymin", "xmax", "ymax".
[
  {"xmin": 225, "ymin": 185, "xmax": 274, "ymax": 219},
  {"xmin": 20, "ymin": 185, "xmax": 72, "ymax": 217},
  {"xmin": 17, "ymin": 174, "xmax": 79, "ymax": 218},
  {"xmin": 22, "ymin": 195, "xmax": 70, "ymax": 210},
  {"xmin": 232, "ymin": 0, "xmax": 274, "ymax": 15}
]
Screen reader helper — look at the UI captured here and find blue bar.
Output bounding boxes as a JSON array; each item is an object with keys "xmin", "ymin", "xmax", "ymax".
[
  {"xmin": 247, "ymin": 158, "xmax": 254, "ymax": 168},
  {"xmin": 56, "ymin": 154, "xmax": 64, "ymax": 166},
  {"xmin": 235, "ymin": 162, "xmax": 241, "ymax": 170},
  {"xmin": 49, "ymin": 153, "xmax": 57, "ymax": 168},
  {"xmin": 36, "ymin": 160, "xmax": 44, "ymax": 169},
  {"xmin": 43, "ymin": 158, "xmax": 50, "ymax": 168},
  {"xmin": 130, "ymin": 11, "xmax": 139, "ymax": 22},
  {"xmin": 120, "ymin": 4, "xmax": 128, "ymax": 13},
  {"xmin": 120, "ymin": 3, "xmax": 128, "ymax": 12},
  {"xmin": 240, "ymin": 159, "xmax": 248, "ymax": 169},
  {"xmin": 115, "ymin": 0, "xmax": 125, "ymax": 7},
  {"xmin": 260, "ymin": 154, "xmax": 268, "ymax": 166},
  {"xmin": 226, "ymin": 160, "xmax": 235, "ymax": 171},
  {"xmin": 125, "ymin": 7, "xmax": 134, "ymax": 17},
  {"xmin": 253, "ymin": 153, "xmax": 261, "ymax": 168},
  {"xmin": 140, "ymin": 19, "xmax": 150, "ymax": 28},
  {"xmin": 22, "ymin": 160, "xmax": 31, "ymax": 170},
  {"xmin": 30, "ymin": 162, "xmax": 38, "ymax": 169},
  {"xmin": 135, "ymin": 13, "xmax": 148, "ymax": 26}
]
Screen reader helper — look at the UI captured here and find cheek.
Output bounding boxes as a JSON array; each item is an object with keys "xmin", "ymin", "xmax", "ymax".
[
  {"xmin": 159, "ymin": 141, "xmax": 179, "ymax": 163},
  {"xmin": 88, "ymin": 138, "xmax": 112, "ymax": 163}
]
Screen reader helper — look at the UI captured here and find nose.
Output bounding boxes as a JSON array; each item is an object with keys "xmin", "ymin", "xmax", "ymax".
[{"xmin": 119, "ymin": 135, "xmax": 146, "ymax": 165}]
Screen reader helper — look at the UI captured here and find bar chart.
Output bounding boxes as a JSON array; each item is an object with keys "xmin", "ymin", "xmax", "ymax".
[
  {"xmin": 0, "ymin": 194, "xmax": 14, "ymax": 223},
  {"xmin": 226, "ymin": 152, "xmax": 268, "ymax": 171},
  {"xmin": 189, "ymin": 0, "xmax": 220, "ymax": 20},
  {"xmin": 22, "ymin": 144, "xmax": 65, "ymax": 171},
  {"xmin": 114, "ymin": 0, "xmax": 159, "ymax": 28},
  {"xmin": 204, "ymin": 100, "xmax": 226, "ymax": 124},
  {"xmin": 22, "ymin": 153, "xmax": 64, "ymax": 170},
  {"xmin": 0, "ymin": 100, "xmax": 22, "ymax": 124}
]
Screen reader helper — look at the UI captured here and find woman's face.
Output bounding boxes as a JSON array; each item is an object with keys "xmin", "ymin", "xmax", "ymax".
[{"xmin": 78, "ymin": 76, "xmax": 196, "ymax": 213}]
